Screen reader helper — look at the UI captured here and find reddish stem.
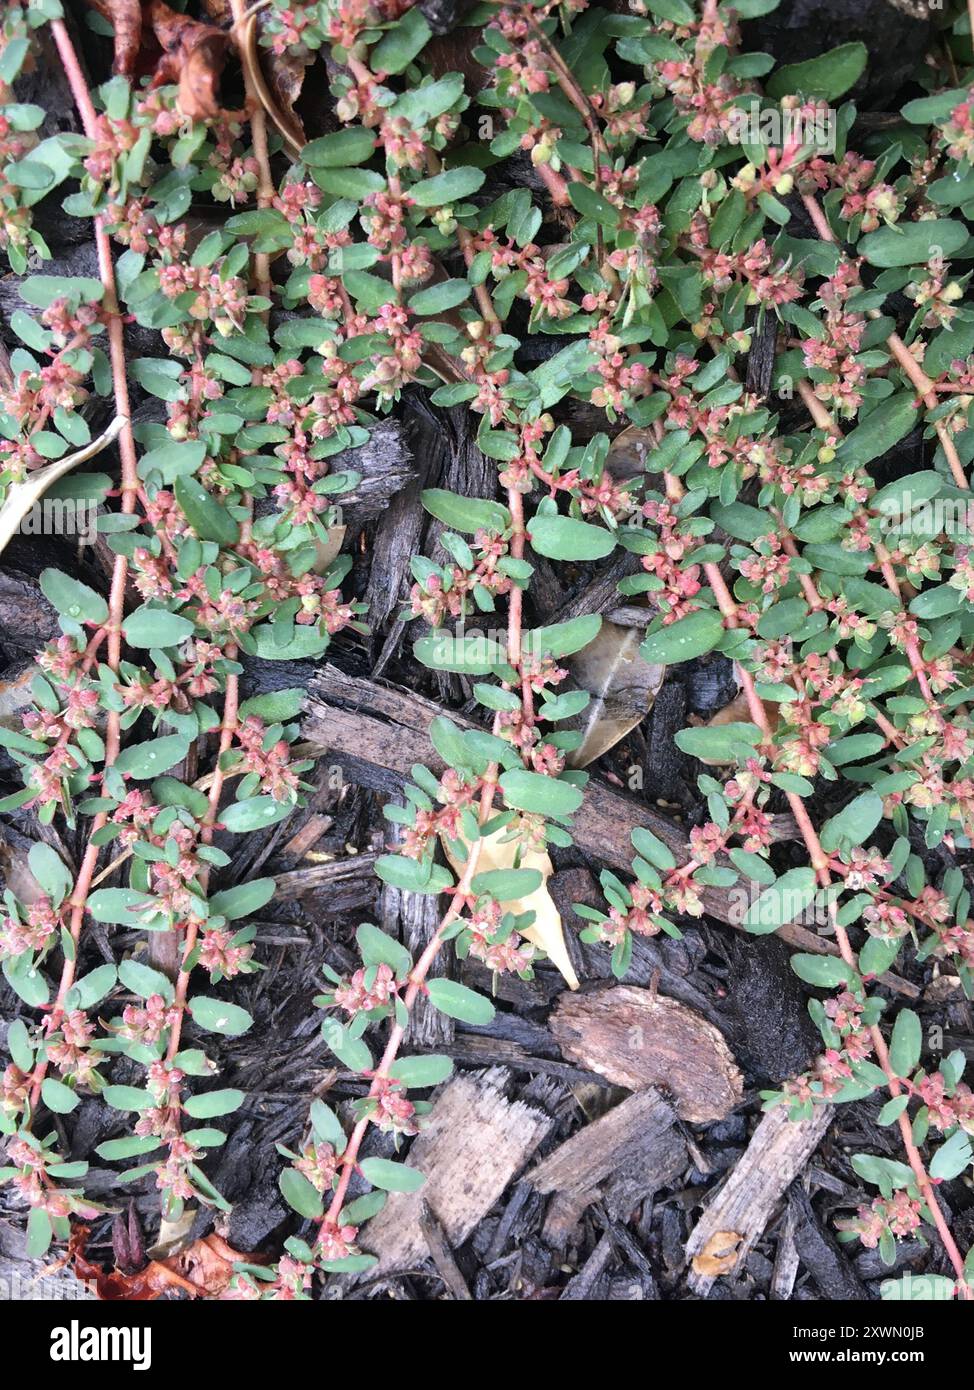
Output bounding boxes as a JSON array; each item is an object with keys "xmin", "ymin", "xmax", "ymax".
[{"xmin": 28, "ymin": 19, "xmax": 142, "ymax": 1107}]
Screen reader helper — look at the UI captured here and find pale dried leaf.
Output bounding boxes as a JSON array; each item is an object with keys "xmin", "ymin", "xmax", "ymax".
[
  {"xmin": 241, "ymin": 14, "xmax": 307, "ymax": 158},
  {"xmin": 0, "ymin": 415, "xmax": 127, "ymax": 559},
  {"xmin": 442, "ymin": 828, "xmax": 579, "ymax": 990},
  {"xmin": 314, "ymin": 525, "xmax": 346, "ymax": 573},
  {"xmin": 607, "ymin": 424, "xmax": 656, "ymax": 481},
  {"xmin": 567, "ymin": 619, "xmax": 664, "ymax": 768}
]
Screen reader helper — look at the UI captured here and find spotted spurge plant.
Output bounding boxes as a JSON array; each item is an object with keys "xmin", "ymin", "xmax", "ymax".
[{"xmin": 3, "ymin": 0, "xmax": 974, "ymax": 1299}]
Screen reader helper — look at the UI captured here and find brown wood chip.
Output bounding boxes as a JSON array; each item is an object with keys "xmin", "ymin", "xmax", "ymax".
[
  {"xmin": 549, "ymin": 986, "xmax": 744, "ymax": 1123},
  {"xmin": 528, "ymin": 1088, "xmax": 686, "ymax": 1247},
  {"xmin": 685, "ymin": 1102, "xmax": 833, "ymax": 1293},
  {"xmin": 360, "ymin": 1067, "xmax": 554, "ymax": 1275}
]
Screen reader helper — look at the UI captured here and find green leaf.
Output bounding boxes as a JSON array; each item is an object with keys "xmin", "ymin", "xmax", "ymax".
[
  {"xmin": 301, "ymin": 128, "xmax": 376, "ymax": 167},
  {"xmin": 499, "ymin": 768, "xmax": 584, "ymax": 817},
  {"xmin": 426, "ymin": 977, "xmax": 495, "ymax": 1024},
  {"xmin": 279, "ymin": 1167, "xmax": 324, "ymax": 1219},
  {"xmin": 27, "ymin": 843, "xmax": 72, "ymax": 905},
  {"xmin": 889, "ymin": 1008, "xmax": 921, "ymax": 1079},
  {"xmin": 640, "ymin": 609, "xmax": 725, "ymax": 665},
  {"xmin": 766, "ymin": 42, "xmax": 866, "ymax": 101},
  {"xmin": 3, "ymin": 955, "xmax": 49, "ymax": 1007},
  {"xmin": 86, "ymin": 888, "xmax": 154, "ymax": 924},
  {"xmin": 790, "ymin": 953, "xmax": 854, "ymax": 989},
  {"xmin": 413, "ymin": 630, "xmax": 507, "ymax": 674},
  {"xmin": 20, "ymin": 274, "xmax": 103, "ymax": 308},
  {"xmin": 152, "ymin": 776, "xmax": 210, "ymax": 820},
  {"xmin": 529, "ymin": 514, "xmax": 615, "ymax": 561},
  {"xmin": 208, "ymin": 878, "xmax": 276, "ymax": 920},
  {"xmin": 189, "ymin": 997, "xmax": 253, "ymax": 1036},
  {"xmin": 342, "ymin": 269, "xmax": 392, "ymax": 312},
  {"xmin": 340, "ymin": 1191, "xmax": 387, "ymax": 1225},
  {"xmin": 238, "ymin": 689, "xmax": 307, "ymax": 722},
  {"xmin": 835, "ymin": 393, "xmax": 916, "ymax": 469},
  {"xmin": 321, "ymin": 1018, "xmax": 373, "ymax": 1071},
  {"xmin": 929, "ymin": 1129, "xmax": 973, "ymax": 1181},
  {"xmin": 96, "ymin": 1134, "xmax": 164, "ymax": 1161},
  {"xmin": 859, "ymin": 935, "xmax": 901, "ymax": 979},
  {"xmin": 122, "ymin": 607, "xmax": 195, "ymax": 647},
  {"xmin": 182, "ymin": 1088, "xmax": 245, "ymax": 1118},
  {"xmin": 877, "ymin": 1095, "xmax": 910, "ymax": 1126},
  {"xmin": 356, "ymin": 921, "xmax": 413, "ymax": 976},
  {"xmin": 901, "ymin": 89, "xmax": 968, "ymax": 124},
  {"xmin": 174, "ymin": 474, "xmax": 240, "ymax": 544},
  {"xmin": 827, "ymin": 734, "xmax": 887, "ymax": 767},
  {"xmin": 410, "ymin": 166, "xmax": 485, "ymax": 207},
  {"xmin": 370, "ymin": 6, "xmax": 432, "ymax": 73},
  {"xmin": 103, "ymin": 1084, "xmax": 154, "ymax": 1112},
  {"xmin": 118, "ymin": 958, "xmax": 175, "ymax": 1002},
  {"xmin": 68, "ymin": 963, "xmax": 118, "ymax": 1010},
  {"xmin": 408, "ymin": 278, "xmax": 471, "ymax": 315},
  {"xmin": 309, "ymin": 1099, "xmax": 347, "ymax": 1150},
  {"xmin": 420, "ymin": 489, "xmax": 509, "ymax": 534},
  {"xmin": 221, "ymin": 797, "xmax": 295, "ymax": 832},
  {"xmin": 114, "ymin": 734, "xmax": 191, "ymax": 780},
  {"xmin": 567, "ymin": 181, "xmax": 620, "ymax": 227},
  {"xmin": 523, "ymin": 614, "xmax": 602, "ymax": 659},
  {"xmin": 374, "ymin": 854, "xmax": 454, "ymax": 894},
  {"xmin": 820, "ymin": 792, "xmax": 884, "ymax": 852},
  {"xmin": 630, "ymin": 826, "xmax": 677, "ymax": 871},
  {"xmin": 40, "ymin": 568, "xmax": 108, "ymax": 625},
  {"xmin": 470, "ymin": 868, "xmax": 543, "ymax": 900},
  {"xmin": 710, "ymin": 500, "xmax": 773, "ymax": 542},
  {"xmin": 675, "ymin": 722, "xmax": 763, "ymax": 762},
  {"xmin": 744, "ymin": 868, "xmax": 818, "ymax": 935},
  {"xmin": 359, "ymin": 1157, "xmax": 426, "ymax": 1192},
  {"xmin": 41, "ymin": 1078, "xmax": 78, "ymax": 1114},
  {"xmin": 7, "ymin": 1019, "xmax": 33, "ymax": 1072},
  {"xmin": 858, "ymin": 219, "xmax": 969, "ymax": 268},
  {"xmin": 388, "ymin": 1054, "xmax": 454, "ymax": 1088},
  {"xmin": 26, "ymin": 1207, "xmax": 52, "ymax": 1259}
]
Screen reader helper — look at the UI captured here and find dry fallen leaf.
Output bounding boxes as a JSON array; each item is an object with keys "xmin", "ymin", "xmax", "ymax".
[
  {"xmin": 200, "ymin": 0, "xmax": 310, "ymax": 154},
  {"xmin": 146, "ymin": 0, "xmax": 233, "ymax": 120},
  {"xmin": 442, "ymin": 827, "xmax": 579, "ymax": 990},
  {"xmin": 315, "ymin": 525, "xmax": 346, "ymax": 574},
  {"xmin": 691, "ymin": 1229, "xmax": 743, "ymax": 1279},
  {"xmin": 86, "ymin": 0, "xmax": 234, "ymax": 119},
  {"xmin": 606, "ymin": 424, "xmax": 656, "ymax": 482},
  {"xmin": 0, "ymin": 665, "xmax": 36, "ymax": 730},
  {"xmin": 695, "ymin": 670, "xmax": 779, "ymax": 765},
  {"xmin": 240, "ymin": 13, "xmax": 308, "ymax": 157},
  {"xmin": 99, "ymin": 0, "xmax": 143, "ymax": 75},
  {"xmin": 566, "ymin": 619, "xmax": 664, "ymax": 768},
  {"xmin": 70, "ymin": 1226, "xmax": 260, "ymax": 1300},
  {"xmin": 0, "ymin": 414, "xmax": 127, "ymax": 559},
  {"xmin": 0, "ymin": 832, "xmax": 49, "ymax": 905}
]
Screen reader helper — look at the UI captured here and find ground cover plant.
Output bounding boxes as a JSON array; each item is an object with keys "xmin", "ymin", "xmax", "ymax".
[{"xmin": 3, "ymin": 0, "xmax": 974, "ymax": 1303}]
